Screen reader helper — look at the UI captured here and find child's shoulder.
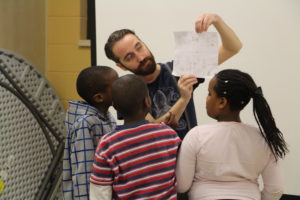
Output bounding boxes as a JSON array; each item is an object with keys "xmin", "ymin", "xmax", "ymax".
[
  {"xmin": 185, "ymin": 122, "xmax": 230, "ymax": 138},
  {"xmin": 153, "ymin": 122, "xmax": 178, "ymax": 132},
  {"xmin": 190, "ymin": 122, "xmax": 220, "ymax": 131}
]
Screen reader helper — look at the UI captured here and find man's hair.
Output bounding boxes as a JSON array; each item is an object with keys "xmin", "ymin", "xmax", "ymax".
[
  {"xmin": 112, "ymin": 74, "xmax": 148, "ymax": 117},
  {"xmin": 76, "ymin": 66, "xmax": 114, "ymax": 106},
  {"xmin": 104, "ymin": 29, "xmax": 136, "ymax": 63}
]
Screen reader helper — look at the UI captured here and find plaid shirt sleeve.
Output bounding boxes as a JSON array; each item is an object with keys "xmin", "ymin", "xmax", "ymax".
[{"xmin": 69, "ymin": 119, "xmax": 97, "ymax": 199}]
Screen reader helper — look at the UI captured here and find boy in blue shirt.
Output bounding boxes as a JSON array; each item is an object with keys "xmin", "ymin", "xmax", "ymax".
[{"xmin": 62, "ymin": 66, "xmax": 118, "ymax": 200}]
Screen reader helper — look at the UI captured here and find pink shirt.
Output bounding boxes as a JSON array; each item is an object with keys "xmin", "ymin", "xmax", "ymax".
[{"xmin": 176, "ymin": 122, "xmax": 283, "ymax": 200}]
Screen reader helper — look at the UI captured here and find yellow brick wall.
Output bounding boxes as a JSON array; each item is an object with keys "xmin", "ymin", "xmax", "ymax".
[
  {"xmin": 46, "ymin": 0, "xmax": 90, "ymax": 109},
  {"xmin": 0, "ymin": 0, "xmax": 46, "ymax": 74}
]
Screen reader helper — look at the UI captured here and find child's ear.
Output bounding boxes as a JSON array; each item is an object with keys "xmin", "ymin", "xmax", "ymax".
[
  {"xmin": 116, "ymin": 63, "xmax": 128, "ymax": 71},
  {"xmin": 144, "ymin": 96, "xmax": 152, "ymax": 110},
  {"xmin": 218, "ymin": 97, "xmax": 228, "ymax": 109},
  {"xmin": 92, "ymin": 93, "xmax": 104, "ymax": 103}
]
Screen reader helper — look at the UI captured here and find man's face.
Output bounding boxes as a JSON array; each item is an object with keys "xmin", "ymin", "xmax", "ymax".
[{"xmin": 112, "ymin": 34, "xmax": 156, "ymax": 76}]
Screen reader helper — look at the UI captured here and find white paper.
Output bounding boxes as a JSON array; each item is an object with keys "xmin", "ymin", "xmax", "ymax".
[{"xmin": 173, "ymin": 31, "xmax": 218, "ymax": 78}]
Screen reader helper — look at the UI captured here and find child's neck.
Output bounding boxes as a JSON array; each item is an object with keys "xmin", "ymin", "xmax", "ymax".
[
  {"xmin": 217, "ymin": 113, "xmax": 241, "ymax": 122},
  {"xmin": 95, "ymin": 105, "xmax": 108, "ymax": 115},
  {"xmin": 124, "ymin": 113, "xmax": 146, "ymax": 126}
]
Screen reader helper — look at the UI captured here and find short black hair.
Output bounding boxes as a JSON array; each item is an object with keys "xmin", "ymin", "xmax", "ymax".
[
  {"xmin": 112, "ymin": 74, "xmax": 148, "ymax": 117},
  {"xmin": 76, "ymin": 66, "xmax": 114, "ymax": 106},
  {"xmin": 104, "ymin": 29, "xmax": 136, "ymax": 63},
  {"xmin": 214, "ymin": 69, "xmax": 256, "ymax": 111}
]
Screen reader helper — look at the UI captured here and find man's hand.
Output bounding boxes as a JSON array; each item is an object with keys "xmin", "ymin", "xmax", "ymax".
[
  {"xmin": 163, "ymin": 111, "xmax": 178, "ymax": 129},
  {"xmin": 145, "ymin": 75, "xmax": 197, "ymax": 128},
  {"xmin": 195, "ymin": 13, "xmax": 220, "ymax": 33},
  {"xmin": 195, "ymin": 13, "xmax": 242, "ymax": 64},
  {"xmin": 177, "ymin": 75, "xmax": 198, "ymax": 101}
]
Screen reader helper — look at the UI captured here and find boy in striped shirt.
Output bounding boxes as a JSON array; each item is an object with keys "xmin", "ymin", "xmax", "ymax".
[{"xmin": 90, "ymin": 74, "xmax": 181, "ymax": 200}]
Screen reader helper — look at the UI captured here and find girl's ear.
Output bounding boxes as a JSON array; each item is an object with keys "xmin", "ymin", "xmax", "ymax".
[
  {"xmin": 92, "ymin": 93, "xmax": 104, "ymax": 104},
  {"xmin": 218, "ymin": 97, "xmax": 228, "ymax": 109}
]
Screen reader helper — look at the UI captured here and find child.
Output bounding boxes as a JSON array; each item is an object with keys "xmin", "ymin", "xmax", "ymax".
[
  {"xmin": 89, "ymin": 74, "xmax": 181, "ymax": 200},
  {"xmin": 176, "ymin": 69, "xmax": 288, "ymax": 200},
  {"xmin": 63, "ymin": 66, "xmax": 118, "ymax": 200}
]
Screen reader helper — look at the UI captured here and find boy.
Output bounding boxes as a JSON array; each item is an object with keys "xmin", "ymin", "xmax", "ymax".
[
  {"xmin": 90, "ymin": 74, "xmax": 181, "ymax": 200},
  {"xmin": 63, "ymin": 66, "xmax": 118, "ymax": 200}
]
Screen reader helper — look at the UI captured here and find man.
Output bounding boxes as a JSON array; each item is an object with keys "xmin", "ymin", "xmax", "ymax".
[{"xmin": 104, "ymin": 13, "xmax": 242, "ymax": 139}]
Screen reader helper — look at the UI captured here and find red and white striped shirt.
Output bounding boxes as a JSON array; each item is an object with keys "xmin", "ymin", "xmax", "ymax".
[{"xmin": 90, "ymin": 120, "xmax": 181, "ymax": 200}]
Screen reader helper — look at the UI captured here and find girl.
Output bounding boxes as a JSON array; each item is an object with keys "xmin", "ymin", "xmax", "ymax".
[{"xmin": 176, "ymin": 69, "xmax": 288, "ymax": 200}]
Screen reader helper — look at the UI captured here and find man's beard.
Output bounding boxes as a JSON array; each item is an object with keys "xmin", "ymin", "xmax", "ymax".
[{"xmin": 122, "ymin": 53, "xmax": 156, "ymax": 76}]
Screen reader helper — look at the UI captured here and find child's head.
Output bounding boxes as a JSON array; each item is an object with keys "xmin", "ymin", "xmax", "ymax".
[
  {"xmin": 207, "ymin": 69, "xmax": 257, "ymax": 116},
  {"xmin": 207, "ymin": 69, "xmax": 288, "ymax": 160},
  {"xmin": 112, "ymin": 74, "xmax": 150, "ymax": 118},
  {"xmin": 76, "ymin": 66, "xmax": 118, "ymax": 109}
]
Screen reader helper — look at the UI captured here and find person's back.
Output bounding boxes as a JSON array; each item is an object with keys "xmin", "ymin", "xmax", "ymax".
[
  {"xmin": 181, "ymin": 122, "xmax": 281, "ymax": 200},
  {"xmin": 176, "ymin": 69, "xmax": 288, "ymax": 200},
  {"xmin": 90, "ymin": 74, "xmax": 181, "ymax": 200},
  {"xmin": 63, "ymin": 66, "xmax": 118, "ymax": 200}
]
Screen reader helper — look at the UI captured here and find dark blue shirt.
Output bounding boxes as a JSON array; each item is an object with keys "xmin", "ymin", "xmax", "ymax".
[{"xmin": 147, "ymin": 61, "xmax": 204, "ymax": 139}]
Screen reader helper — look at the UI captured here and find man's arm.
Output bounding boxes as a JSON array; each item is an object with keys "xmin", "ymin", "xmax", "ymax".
[
  {"xmin": 148, "ymin": 14, "xmax": 241, "ymax": 126},
  {"xmin": 195, "ymin": 13, "xmax": 243, "ymax": 64},
  {"xmin": 146, "ymin": 74, "xmax": 198, "ymax": 125}
]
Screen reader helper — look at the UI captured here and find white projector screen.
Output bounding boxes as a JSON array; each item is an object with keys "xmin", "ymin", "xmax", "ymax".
[{"xmin": 94, "ymin": 0, "xmax": 300, "ymax": 195}]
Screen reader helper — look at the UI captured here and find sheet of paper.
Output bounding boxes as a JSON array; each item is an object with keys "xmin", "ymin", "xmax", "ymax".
[{"xmin": 173, "ymin": 31, "xmax": 218, "ymax": 78}]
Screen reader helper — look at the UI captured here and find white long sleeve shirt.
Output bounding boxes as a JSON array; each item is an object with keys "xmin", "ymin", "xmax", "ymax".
[{"xmin": 176, "ymin": 122, "xmax": 284, "ymax": 200}]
